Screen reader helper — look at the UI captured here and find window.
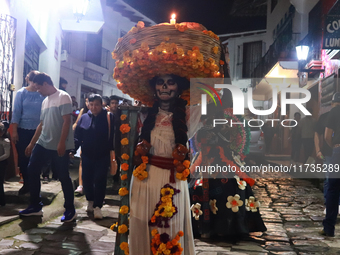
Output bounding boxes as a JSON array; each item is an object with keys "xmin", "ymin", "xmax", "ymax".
[
  {"xmin": 85, "ymin": 30, "xmax": 103, "ymax": 66},
  {"xmin": 101, "ymin": 48, "xmax": 110, "ymax": 69},
  {"xmin": 242, "ymin": 41, "xmax": 262, "ymax": 78},
  {"xmin": 23, "ymin": 29, "xmax": 40, "ymax": 87}
]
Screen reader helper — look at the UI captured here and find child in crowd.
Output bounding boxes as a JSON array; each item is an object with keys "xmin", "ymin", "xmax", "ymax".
[{"xmin": 0, "ymin": 121, "xmax": 10, "ymax": 206}]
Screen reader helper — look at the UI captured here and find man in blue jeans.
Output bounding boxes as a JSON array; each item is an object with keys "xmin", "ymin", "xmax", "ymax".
[
  {"xmin": 321, "ymin": 92, "xmax": 340, "ymax": 237},
  {"xmin": 314, "ymin": 103, "xmax": 340, "ymax": 214},
  {"xmin": 19, "ymin": 73, "xmax": 76, "ymax": 222}
]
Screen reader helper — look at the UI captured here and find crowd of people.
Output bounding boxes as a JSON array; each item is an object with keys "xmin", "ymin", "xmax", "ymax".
[
  {"xmin": 0, "ymin": 70, "xmax": 131, "ymax": 222},
  {"xmin": 1, "ymin": 19, "xmax": 340, "ymax": 255}
]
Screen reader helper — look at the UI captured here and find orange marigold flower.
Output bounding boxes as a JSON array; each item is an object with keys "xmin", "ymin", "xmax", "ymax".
[
  {"xmin": 182, "ymin": 169, "xmax": 190, "ymax": 177},
  {"xmin": 173, "ymin": 159, "xmax": 180, "ymax": 165},
  {"xmin": 119, "ymin": 187, "xmax": 129, "ymax": 196},
  {"xmin": 220, "ymin": 60, "xmax": 225, "ymax": 65},
  {"xmin": 166, "ymin": 242, "xmax": 173, "ymax": 249},
  {"xmin": 183, "ymin": 160, "xmax": 190, "ymax": 168},
  {"xmin": 120, "ymin": 124, "xmax": 131, "ymax": 134},
  {"xmin": 137, "ymin": 21, "xmax": 145, "ymax": 29},
  {"xmin": 120, "ymin": 242, "xmax": 129, "ymax": 251},
  {"xmin": 178, "ymin": 231, "xmax": 184, "ymax": 237},
  {"xmin": 112, "ymin": 52, "xmax": 118, "ymax": 59},
  {"xmin": 121, "ymin": 153, "xmax": 130, "ymax": 160},
  {"xmin": 119, "ymin": 205, "xmax": 129, "ymax": 215},
  {"xmin": 121, "ymin": 163, "xmax": 129, "ymax": 171},
  {"xmin": 171, "ymin": 239, "xmax": 178, "ymax": 245},
  {"xmin": 151, "ymin": 229, "xmax": 158, "ymax": 236},
  {"xmin": 192, "ymin": 46, "xmax": 199, "ymax": 51},
  {"xmin": 121, "ymin": 138, "xmax": 129, "ymax": 146},
  {"xmin": 212, "ymin": 46, "xmax": 219, "ymax": 54},
  {"xmin": 129, "ymin": 38, "xmax": 137, "ymax": 44},
  {"xmin": 121, "ymin": 174, "xmax": 128, "ymax": 181},
  {"xmin": 118, "ymin": 224, "xmax": 128, "ymax": 234},
  {"xmin": 120, "ymin": 114, "xmax": 127, "ymax": 121},
  {"xmin": 141, "ymin": 156, "xmax": 148, "ymax": 164},
  {"xmin": 151, "ymin": 215, "xmax": 156, "ymax": 223}
]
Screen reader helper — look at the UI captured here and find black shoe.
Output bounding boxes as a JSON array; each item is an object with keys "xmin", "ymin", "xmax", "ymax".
[
  {"xmin": 319, "ymin": 229, "xmax": 334, "ymax": 237},
  {"xmin": 18, "ymin": 185, "xmax": 30, "ymax": 195}
]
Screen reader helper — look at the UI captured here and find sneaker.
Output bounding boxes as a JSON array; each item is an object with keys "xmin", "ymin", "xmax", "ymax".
[
  {"xmin": 61, "ymin": 209, "xmax": 77, "ymax": 222},
  {"xmin": 19, "ymin": 205, "xmax": 43, "ymax": 216},
  {"xmin": 74, "ymin": 185, "xmax": 83, "ymax": 195},
  {"xmin": 94, "ymin": 207, "xmax": 103, "ymax": 219},
  {"xmin": 18, "ymin": 185, "xmax": 30, "ymax": 195},
  {"xmin": 42, "ymin": 177, "xmax": 49, "ymax": 184},
  {"xmin": 86, "ymin": 201, "xmax": 94, "ymax": 212}
]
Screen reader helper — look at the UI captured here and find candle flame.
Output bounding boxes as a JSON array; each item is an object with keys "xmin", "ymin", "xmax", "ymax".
[{"xmin": 171, "ymin": 14, "xmax": 176, "ymax": 19}]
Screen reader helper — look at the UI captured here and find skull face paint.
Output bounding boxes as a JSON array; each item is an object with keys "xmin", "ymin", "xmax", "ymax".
[{"xmin": 155, "ymin": 75, "xmax": 178, "ymax": 101}]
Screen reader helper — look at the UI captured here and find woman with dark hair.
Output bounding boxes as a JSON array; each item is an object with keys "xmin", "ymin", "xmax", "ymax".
[
  {"xmin": 129, "ymin": 73, "xmax": 201, "ymax": 255},
  {"xmin": 73, "ymin": 92, "xmax": 93, "ymax": 195},
  {"xmin": 11, "ymin": 70, "xmax": 44, "ymax": 195},
  {"xmin": 189, "ymin": 97, "xmax": 267, "ymax": 240},
  {"xmin": 112, "ymin": 21, "xmax": 224, "ymax": 255}
]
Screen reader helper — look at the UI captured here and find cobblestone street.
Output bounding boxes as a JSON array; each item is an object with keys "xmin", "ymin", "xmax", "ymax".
[{"xmin": 1, "ymin": 162, "xmax": 340, "ymax": 254}]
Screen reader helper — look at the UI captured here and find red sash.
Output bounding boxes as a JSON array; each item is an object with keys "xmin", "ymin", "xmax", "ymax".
[{"xmin": 149, "ymin": 155, "xmax": 176, "ymax": 183}]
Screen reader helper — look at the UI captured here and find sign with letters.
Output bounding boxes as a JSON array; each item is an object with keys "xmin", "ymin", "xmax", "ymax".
[{"xmin": 323, "ymin": 15, "xmax": 340, "ymax": 49}]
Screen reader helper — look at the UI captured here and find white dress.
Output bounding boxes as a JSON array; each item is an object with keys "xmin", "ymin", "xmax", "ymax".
[{"xmin": 129, "ymin": 107, "xmax": 200, "ymax": 255}]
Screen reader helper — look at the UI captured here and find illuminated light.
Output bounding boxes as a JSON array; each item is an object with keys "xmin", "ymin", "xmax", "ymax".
[
  {"xmin": 162, "ymin": 50, "xmax": 167, "ymax": 53},
  {"xmin": 73, "ymin": 0, "xmax": 89, "ymax": 23},
  {"xmin": 170, "ymin": 14, "xmax": 176, "ymax": 25},
  {"xmin": 296, "ymin": 45, "xmax": 309, "ymax": 61},
  {"xmin": 149, "ymin": 52, "xmax": 153, "ymax": 55}
]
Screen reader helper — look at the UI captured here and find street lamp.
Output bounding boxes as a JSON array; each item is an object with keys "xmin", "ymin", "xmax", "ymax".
[
  {"xmin": 296, "ymin": 45, "xmax": 309, "ymax": 61},
  {"xmin": 73, "ymin": 0, "xmax": 89, "ymax": 23}
]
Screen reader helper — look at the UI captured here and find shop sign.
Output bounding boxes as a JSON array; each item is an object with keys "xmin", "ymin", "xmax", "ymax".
[{"xmin": 323, "ymin": 15, "xmax": 340, "ymax": 49}]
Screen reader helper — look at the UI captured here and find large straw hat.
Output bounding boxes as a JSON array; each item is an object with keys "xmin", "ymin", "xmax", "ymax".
[{"xmin": 112, "ymin": 21, "xmax": 225, "ymax": 106}]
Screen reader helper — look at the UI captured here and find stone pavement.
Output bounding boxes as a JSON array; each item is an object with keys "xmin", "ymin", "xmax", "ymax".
[{"xmin": 1, "ymin": 157, "xmax": 340, "ymax": 254}]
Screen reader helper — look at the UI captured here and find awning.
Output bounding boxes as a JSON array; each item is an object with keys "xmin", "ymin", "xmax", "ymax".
[{"xmin": 252, "ymin": 61, "xmax": 300, "ymax": 100}]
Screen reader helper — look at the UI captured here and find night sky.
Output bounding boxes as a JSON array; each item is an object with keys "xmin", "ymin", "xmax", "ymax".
[{"xmin": 123, "ymin": 0, "xmax": 266, "ymax": 35}]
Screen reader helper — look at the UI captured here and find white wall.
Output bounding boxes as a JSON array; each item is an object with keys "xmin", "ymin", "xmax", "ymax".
[
  {"xmin": 60, "ymin": 2, "xmax": 139, "ymax": 105},
  {"xmin": 8, "ymin": 0, "xmax": 63, "ymax": 91}
]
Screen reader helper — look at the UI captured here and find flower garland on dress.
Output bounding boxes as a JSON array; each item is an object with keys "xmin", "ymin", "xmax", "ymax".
[
  {"xmin": 223, "ymin": 108, "xmax": 251, "ymax": 156},
  {"xmin": 151, "ymin": 229, "xmax": 184, "ymax": 255},
  {"xmin": 111, "ymin": 113, "xmax": 131, "ymax": 254},
  {"xmin": 149, "ymin": 184, "xmax": 180, "ymax": 228},
  {"xmin": 133, "ymin": 141, "xmax": 191, "ymax": 182}
]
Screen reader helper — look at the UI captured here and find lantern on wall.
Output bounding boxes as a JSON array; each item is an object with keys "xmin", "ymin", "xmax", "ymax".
[{"xmin": 73, "ymin": 0, "xmax": 89, "ymax": 22}]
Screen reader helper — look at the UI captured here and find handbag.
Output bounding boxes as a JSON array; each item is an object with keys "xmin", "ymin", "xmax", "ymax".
[{"xmin": 107, "ymin": 112, "xmax": 118, "ymax": 175}]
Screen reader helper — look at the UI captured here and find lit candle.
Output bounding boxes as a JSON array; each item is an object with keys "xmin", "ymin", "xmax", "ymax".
[{"xmin": 170, "ymin": 14, "xmax": 176, "ymax": 25}]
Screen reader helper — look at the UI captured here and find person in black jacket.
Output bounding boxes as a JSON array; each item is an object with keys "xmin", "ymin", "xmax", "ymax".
[{"xmin": 71, "ymin": 94, "xmax": 115, "ymax": 219}]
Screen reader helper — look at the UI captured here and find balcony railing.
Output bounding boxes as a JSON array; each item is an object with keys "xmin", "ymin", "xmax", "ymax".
[{"xmin": 251, "ymin": 6, "xmax": 296, "ymax": 87}]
